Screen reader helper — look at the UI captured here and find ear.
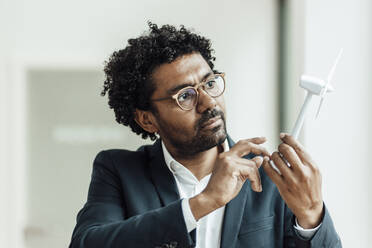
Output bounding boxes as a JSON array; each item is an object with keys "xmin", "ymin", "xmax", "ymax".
[{"xmin": 134, "ymin": 109, "xmax": 159, "ymax": 134}]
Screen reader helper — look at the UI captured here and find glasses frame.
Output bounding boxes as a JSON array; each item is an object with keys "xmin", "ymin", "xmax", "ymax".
[{"xmin": 151, "ymin": 73, "xmax": 226, "ymax": 111}]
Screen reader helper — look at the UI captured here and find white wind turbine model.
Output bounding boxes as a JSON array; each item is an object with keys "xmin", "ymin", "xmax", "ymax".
[{"xmin": 270, "ymin": 49, "xmax": 343, "ymax": 174}]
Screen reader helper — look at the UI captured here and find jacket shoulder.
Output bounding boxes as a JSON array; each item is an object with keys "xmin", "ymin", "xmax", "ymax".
[{"xmin": 93, "ymin": 143, "xmax": 155, "ymax": 172}]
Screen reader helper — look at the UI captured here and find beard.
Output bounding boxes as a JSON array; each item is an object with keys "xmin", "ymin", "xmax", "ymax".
[{"xmin": 158, "ymin": 108, "xmax": 227, "ymax": 158}]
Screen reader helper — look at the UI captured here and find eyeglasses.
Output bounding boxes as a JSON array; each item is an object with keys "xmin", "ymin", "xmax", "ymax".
[{"xmin": 151, "ymin": 73, "xmax": 225, "ymax": 111}]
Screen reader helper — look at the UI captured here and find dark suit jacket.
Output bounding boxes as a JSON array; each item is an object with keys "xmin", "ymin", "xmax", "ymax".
[{"xmin": 69, "ymin": 137, "xmax": 341, "ymax": 248}]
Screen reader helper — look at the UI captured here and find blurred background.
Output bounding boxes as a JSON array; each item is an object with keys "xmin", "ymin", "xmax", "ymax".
[{"xmin": 0, "ymin": 0, "xmax": 371, "ymax": 247}]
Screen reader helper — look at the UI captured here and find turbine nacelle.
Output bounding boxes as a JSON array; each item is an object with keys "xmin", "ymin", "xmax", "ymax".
[{"xmin": 300, "ymin": 75, "xmax": 335, "ymax": 95}]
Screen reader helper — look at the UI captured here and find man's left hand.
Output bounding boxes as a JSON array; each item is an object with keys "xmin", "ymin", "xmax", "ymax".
[{"xmin": 262, "ymin": 133, "xmax": 324, "ymax": 229}]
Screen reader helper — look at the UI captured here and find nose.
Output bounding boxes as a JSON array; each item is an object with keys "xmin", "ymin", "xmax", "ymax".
[{"xmin": 196, "ymin": 88, "xmax": 217, "ymax": 114}]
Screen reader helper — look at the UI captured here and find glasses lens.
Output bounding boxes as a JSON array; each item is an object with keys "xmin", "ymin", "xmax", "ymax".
[
  {"xmin": 204, "ymin": 75, "xmax": 225, "ymax": 97},
  {"xmin": 177, "ymin": 88, "xmax": 198, "ymax": 110}
]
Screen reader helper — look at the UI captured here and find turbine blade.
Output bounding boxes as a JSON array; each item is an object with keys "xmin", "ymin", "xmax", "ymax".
[
  {"xmin": 326, "ymin": 48, "xmax": 344, "ymax": 86},
  {"xmin": 316, "ymin": 97, "xmax": 325, "ymax": 119},
  {"xmin": 320, "ymin": 49, "xmax": 343, "ymax": 99}
]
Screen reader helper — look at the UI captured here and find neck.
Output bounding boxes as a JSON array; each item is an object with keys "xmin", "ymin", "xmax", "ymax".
[{"xmin": 163, "ymin": 140, "xmax": 220, "ymax": 181}]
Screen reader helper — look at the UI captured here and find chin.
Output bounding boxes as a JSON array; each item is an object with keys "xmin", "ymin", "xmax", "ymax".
[
  {"xmin": 212, "ymin": 128, "xmax": 227, "ymax": 145},
  {"xmin": 198, "ymin": 125, "xmax": 227, "ymax": 151},
  {"xmin": 165, "ymin": 122, "xmax": 227, "ymax": 157}
]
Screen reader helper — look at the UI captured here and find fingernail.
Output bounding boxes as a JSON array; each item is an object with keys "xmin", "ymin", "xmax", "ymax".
[{"xmin": 280, "ymin": 133, "xmax": 286, "ymax": 139}]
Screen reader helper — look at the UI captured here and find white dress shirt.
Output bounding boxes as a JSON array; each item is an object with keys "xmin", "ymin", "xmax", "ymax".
[{"xmin": 161, "ymin": 139, "xmax": 320, "ymax": 247}]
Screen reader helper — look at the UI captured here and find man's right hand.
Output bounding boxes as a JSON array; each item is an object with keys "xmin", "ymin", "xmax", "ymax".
[{"xmin": 189, "ymin": 137, "xmax": 270, "ymax": 221}]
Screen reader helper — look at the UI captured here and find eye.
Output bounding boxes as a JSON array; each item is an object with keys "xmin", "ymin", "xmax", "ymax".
[
  {"xmin": 178, "ymin": 88, "xmax": 196, "ymax": 102},
  {"xmin": 205, "ymin": 80, "xmax": 216, "ymax": 89},
  {"xmin": 179, "ymin": 92, "xmax": 191, "ymax": 101}
]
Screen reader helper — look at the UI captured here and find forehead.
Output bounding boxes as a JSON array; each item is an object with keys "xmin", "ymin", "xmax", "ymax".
[{"xmin": 151, "ymin": 53, "xmax": 212, "ymax": 94}]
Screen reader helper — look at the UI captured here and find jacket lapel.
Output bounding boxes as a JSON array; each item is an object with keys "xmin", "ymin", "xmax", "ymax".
[
  {"xmin": 220, "ymin": 136, "xmax": 250, "ymax": 248},
  {"xmin": 148, "ymin": 139, "xmax": 181, "ymax": 206},
  {"xmin": 147, "ymin": 139, "xmax": 197, "ymax": 243}
]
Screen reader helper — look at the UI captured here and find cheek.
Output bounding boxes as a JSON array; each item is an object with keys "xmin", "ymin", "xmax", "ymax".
[{"xmin": 157, "ymin": 104, "xmax": 198, "ymax": 131}]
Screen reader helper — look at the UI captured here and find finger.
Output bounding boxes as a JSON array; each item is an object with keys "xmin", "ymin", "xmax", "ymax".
[
  {"xmin": 232, "ymin": 157, "xmax": 258, "ymax": 167},
  {"xmin": 229, "ymin": 139, "xmax": 270, "ymax": 158},
  {"xmin": 280, "ymin": 133, "xmax": 314, "ymax": 166},
  {"xmin": 237, "ymin": 162, "xmax": 262, "ymax": 192},
  {"xmin": 251, "ymin": 156, "xmax": 264, "ymax": 169},
  {"xmin": 262, "ymin": 156, "xmax": 284, "ymax": 187},
  {"xmin": 235, "ymin": 156, "xmax": 264, "ymax": 169},
  {"xmin": 247, "ymin": 137, "xmax": 267, "ymax": 144},
  {"xmin": 278, "ymin": 143, "xmax": 303, "ymax": 171},
  {"xmin": 271, "ymin": 152, "xmax": 292, "ymax": 179}
]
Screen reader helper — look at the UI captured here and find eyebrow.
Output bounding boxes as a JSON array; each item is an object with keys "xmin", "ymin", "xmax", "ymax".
[{"xmin": 166, "ymin": 71, "xmax": 213, "ymax": 95}]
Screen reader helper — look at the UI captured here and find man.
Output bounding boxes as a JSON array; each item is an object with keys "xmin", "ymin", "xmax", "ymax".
[{"xmin": 69, "ymin": 23, "xmax": 341, "ymax": 247}]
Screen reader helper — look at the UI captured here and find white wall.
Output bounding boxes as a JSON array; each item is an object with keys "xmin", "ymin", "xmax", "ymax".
[
  {"xmin": 0, "ymin": 0, "xmax": 278, "ymax": 247},
  {"xmin": 10, "ymin": 0, "xmax": 279, "ymax": 144},
  {"xmin": 304, "ymin": 0, "xmax": 372, "ymax": 246}
]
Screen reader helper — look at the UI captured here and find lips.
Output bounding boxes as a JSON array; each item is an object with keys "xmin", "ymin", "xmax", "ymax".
[{"xmin": 200, "ymin": 116, "xmax": 222, "ymax": 129}]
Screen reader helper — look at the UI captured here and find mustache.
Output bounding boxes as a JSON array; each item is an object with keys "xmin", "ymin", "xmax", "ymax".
[{"xmin": 197, "ymin": 109, "xmax": 225, "ymax": 130}]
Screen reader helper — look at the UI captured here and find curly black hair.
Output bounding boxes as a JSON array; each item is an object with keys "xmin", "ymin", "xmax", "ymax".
[{"xmin": 101, "ymin": 22, "xmax": 216, "ymax": 141}]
